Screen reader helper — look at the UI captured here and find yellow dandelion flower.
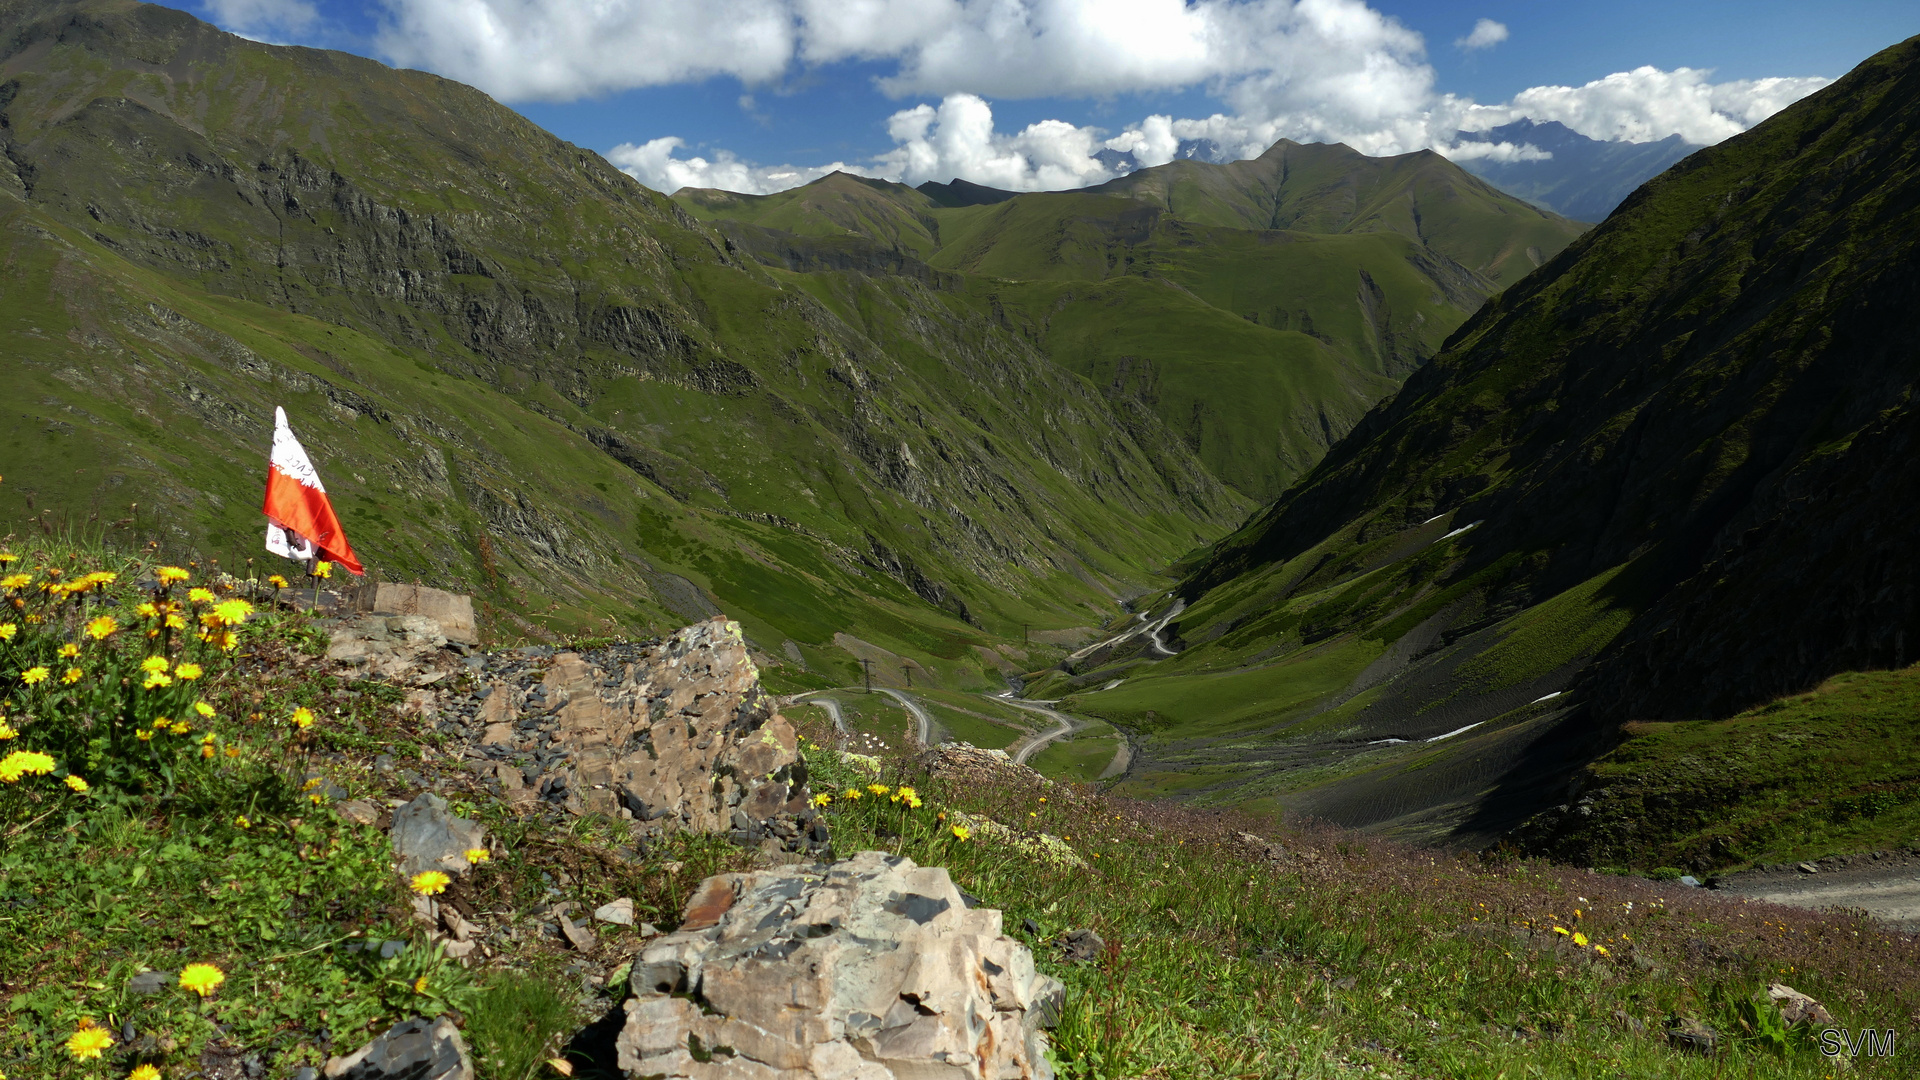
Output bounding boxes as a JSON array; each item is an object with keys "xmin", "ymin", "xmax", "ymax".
[
  {"xmin": 187, "ymin": 587, "xmax": 216, "ymax": 604},
  {"xmin": 0, "ymin": 552, "xmax": 14, "ymax": 563},
  {"xmin": 1594, "ymin": 944, "xmax": 1611, "ymax": 956},
  {"xmin": 143, "ymin": 671, "xmax": 174, "ymax": 689},
  {"xmin": 1573, "ymin": 931, "xmax": 1589, "ymax": 948},
  {"xmin": 0, "ymin": 624, "xmax": 13, "ymax": 642},
  {"xmin": 0, "ymin": 750, "xmax": 55, "ymax": 782},
  {"xmin": 224, "ymin": 745, "xmax": 241, "ymax": 758},
  {"xmin": 65, "ymin": 774, "xmax": 89, "ymax": 794},
  {"xmin": 267, "ymin": 574, "xmax": 289, "ymax": 589},
  {"xmin": 193, "ymin": 701, "xmax": 215, "ymax": 718},
  {"xmin": 156, "ymin": 566, "xmax": 190, "ymax": 584},
  {"xmin": 868, "ymin": 783, "xmax": 890, "ymax": 796},
  {"xmin": 213, "ymin": 599, "xmax": 253, "ymax": 626},
  {"xmin": 129, "ymin": 1065, "xmax": 162, "ymax": 1080},
  {"xmin": 57, "ymin": 643, "xmax": 79, "ymax": 658},
  {"xmin": 464, "ymin": 848, "xmax": 490, "ymax": 864},
  {"xmin": 413, "ymin": 975, "xmax": 429, "ymax": 994},
  {"xmin": 0, "ymin": 574, "xmax": 28, "ymax": 590},
  {"xmin": 218, "ymin": 630, "xmax": 240, "ymax": 652},
  {"xmin": 810, "ymin": 792, "xmax": 832, "ymax": 808},
  {"xmin": 199, "ymin": 743, "xmax": 215, "ymax": 758},
  {"xmin": 61, "ymin": 667, "xmax": 83, "ymax": 684},
  {"xmin": 87, "ymin": 571, "xmax": 117, "ymax": 587},
  {"xmin": 291, "ymin": 706, "xmax": 315, "ymax": 729},
  {"xmin": 141, "ymin": 655, "xmax": 170, "ymax": 673},
  {"xmin": 906, "ymin": 794, "xmax": 924, "ymax": 809},
  {"xmin": 313, "ymin": 561, "xmax": 332, "ymax": 579},
  {"xmin": 135, "ymin": 601, "xmax": 160, "ymax": 618},
  {"xmin": 842, "ymin": 788, "xmax": 862, "ymax": 800},
  {"xmin": 1552, "ymin": 926, "xmax": 1570, "ymax": 936},
  {"xmin": 410, "ymin": 870, "xmax": 451, "ymax": 896},
  {"xmin": 20, "ymin": 666, "xmax": 50, "ymax": 686},
  {"xmin": 154, "ymin": 717, "xmax": 173, "ymax": 729},
  {"xmin": 176, "ymin": 662, "xmax": 203, "ymax": 680},
  {"xmin": 165, "ymin": 612, "xmax": 187, "ymax": 630},
  {"xmin": 66, "ymin": 1021, "xmax": 113, "ymax": 1060},
  {"xmin": 234, "ymin": 815, "xmax": 250, "ymax": 829},
  {"xmin": 85, "ymin": 615, "xmax": 120, "ymax": 640},
  {"xmin": 137, "ymin": 730, "xmax": 155, "ymax": 742},
  {"xmin": 178, "ymin": 963, "xmax": 226, "ymax": 997},
  {"xmin": 896, "ymin": 785, "xmax": 917, "ymax": 801},
  {"xmin": 0, "ymin": 720, "xmax": 15, "ymax": 740},
  {"xmin": 950, "ymin": 824, "xmax": 972, "ymax": 841},
  {"xmin": 170, "ymin": 721, "xmax": 191, "ymax": 735}
]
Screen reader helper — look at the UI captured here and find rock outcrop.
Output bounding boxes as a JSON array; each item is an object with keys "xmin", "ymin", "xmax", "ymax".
[
  {"xmin": 324, "ymin": 1016, "xmax": 472, "ymax": 1080},
  {"xmin": 617, "ymin": 851, "xmax": 1062, "ymax": 1079}
]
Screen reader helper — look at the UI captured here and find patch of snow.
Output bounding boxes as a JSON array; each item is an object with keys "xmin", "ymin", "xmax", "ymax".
[
  {"xmin": 1426, "ymin": 721, "xmax": 1486, "ymax": 743},
  {"xmin": 1530, "ymin": 691, "xmax": 1565, "ymax": 705},
  {"xmin": 1368, "ymin": 738, "xmax": 1410, "ymax": 746},
  {"xmin": 1439, "ymin": 521, "xmax": 1483, "ymax": 542},
  {"xmin": 1422, "ymin": 513, "xmax": 1446, "ymax": 525},
  {"xmin": 1099, "ymin": 679, "xmax": 1123, "ymax": 691}
]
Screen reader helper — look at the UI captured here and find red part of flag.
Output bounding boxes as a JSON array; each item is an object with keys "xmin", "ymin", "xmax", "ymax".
[{"xmin": 263, "ymin": 407, "xmax": 364, "ymax": 576}]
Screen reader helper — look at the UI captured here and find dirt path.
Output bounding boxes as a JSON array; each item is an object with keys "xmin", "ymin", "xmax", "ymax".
[
  {"xmin": 1712, "ymin": 852, "xmax": 1920, "ymax": 932},
  {"xmin": 999, "ymin": 696, "xmax": 1077, "ymax": 764},
  {"xmin": 785, "ymin": 692, "xmax": 851, "ymax": 740},
  {"xmin": 873, "ymin": 687, "xmax": 935, "ymax": 746}
]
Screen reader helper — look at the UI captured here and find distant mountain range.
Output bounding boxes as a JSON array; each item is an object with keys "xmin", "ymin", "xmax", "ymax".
[{"xmin": 1093, "ymin": 124, "xmax": 1702, "ymax": 225}]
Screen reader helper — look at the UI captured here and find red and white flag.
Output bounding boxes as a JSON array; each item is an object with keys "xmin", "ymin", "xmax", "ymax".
[{"xmin": 263, "ymin": 406, "xmax": 364, "ymax": 575}]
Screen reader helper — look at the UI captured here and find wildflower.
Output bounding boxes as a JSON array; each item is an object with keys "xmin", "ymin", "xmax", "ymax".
[
  {"xmin": 212, "ymin": 599, "xmax": 253, "ymax": 626},
  {"xmin": 0, "ymin": 552, "xmax": 14, "ymax": 563},
  {"xmin": 414, "ymin": 975, "xmax": 430, "ymax": 994},
  {"xmin": 217, "ymin": 630, "xmax": 240, "ymax": 652},
  {"xmin": 143, "ymin": 671, "xmax": 174, "ymax": 689},
  {"xmin": 0, "ymin": 720, "xmax": 15, "ymax": 740},
  {"xmin": 951, "ymin": 824, "xmax": 972, "ymax": 841},
  {"xmin": 129, "ymin": 1066, "xmax": 162, "ymax": 1080},
  {"xmin": 156, "ymin": 566, "xmax": 190, "ymax": 584},
  {"xmin": 57, "ymin": 643, "xmax": 79, "ymax": 658},
  {"xmin": 1552, "ymin": 926, "xmax": 1570, "ymax": 936},
  {"xmin": 86, "ymin": 571, "xmax": 117, "ymax": 588},
  {"xmin": 810, "ymin": 792, "xmax": 833, "ymax": 808},
  {"xmin": 224, "ymin": 745, "xmax": 240, "ymax": 757},
  {"xmin": 66, "ymin": 1020, "xmax": 113, "ymax": 1060},
  {"xmin": 176, "ymin": 662, "xmax": 203, "ymax": 680},
  {"xmin": 65, "ymin": 774, "xmax": 89, "ymax": 794},
  {"xmin": 0, "ymin": 574, "xmax": 27, "ymax": 590},
  {"xmin": 464, "ymin": 848, "xmax": 490, "ymax": 864},
  {"xmin": 1594, "ymin": 944, "xmax": 1611, "ymax": 956},
  {"xmin": 842, "ymin": 788, "xmax": 862, "ymax": 800},
  {"xmin": 292, "ymin": 706, "xmax": 315, "ymax": 729},
  {"xmin": 170, "ymin": 721, "xmax": 191, "ymax": 735},
  {"xmin": 193, "ymin": 701, "xmax": 216, "ymax": 718},
  {"xmin": 85, "ymin": 615, "xmax": 120, "ymax": 640},
  {"xmin": 868, "ymin": 783, "xmax": 890, "ymax": 796},
  {"xmin": 61, "ymin": 667, "xmax": 83, "ymax": 684},
  {"xmin": 1572, "ymin": 931, "xmax": 1589, "ymax": 948},
  {"xmin": 411, "ymin": 871, "xmax": 451, "ymax": 896},
  {"xmin": 0, "ymin": 750, "xmax": 55, "ymax": 782},
  {"xmin": 267, "ymin": 574, "xmax": 289, "ymax": 589},
  {"xmin": 137, "ymin": 729, "xmax": 155, "ymax": 742},
  {"xmin": 313, "ymin": 561, "xmax": 332, "ymax": 579},
  {"xmin": 200, "ymin": 743, "xmax": 214, "ymax": 758},
  {"xmin": 20, "ymin": 666, "xmax": 49, "ymax": 686},
  {"xmin": 141, "ymin": 655, "xmax": 170, "ymax": 673},
  {"xmin": 164, "ymin": 613, "xmax": 186, "ymax": 630},
  {"xmin": 154, "ymin": 717, "xmax": 173, "ymax": 729},
  {"xmin": 179, "ymin": 963, "xmax": 226, "ymax": 997},
  {"xmin": 234, "ymin": 815, "xmax": 250, "ymax": 829},
  {"xmin": 0, "ymin": 624, "xmax": 13, "ymax": 641},
  {"xmin": 187, "ymin": 588, "xmax": 216, "ymax": 605}
]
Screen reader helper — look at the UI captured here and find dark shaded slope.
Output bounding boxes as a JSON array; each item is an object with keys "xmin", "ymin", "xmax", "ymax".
[{"xmin": 1067, "ymin": 35, "xmax": 1920, "ymax": 839}]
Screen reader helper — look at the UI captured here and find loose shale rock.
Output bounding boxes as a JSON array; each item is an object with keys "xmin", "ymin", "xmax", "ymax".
[{"xmin": 616, "ymin": 851, "xmax": 1062, "ymax": 1079}]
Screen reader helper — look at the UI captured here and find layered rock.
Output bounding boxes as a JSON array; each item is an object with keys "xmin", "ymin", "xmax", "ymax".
[{"xmin": 617, "ymin": 851, "xmax": 1062, "ymax": 1079}]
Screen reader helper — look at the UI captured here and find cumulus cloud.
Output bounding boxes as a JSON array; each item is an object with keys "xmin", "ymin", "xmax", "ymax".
[
  {"xmin": 1455, "ymin": 18, "xmax": 1507, "ymax": 51},
  {"xmin": 605, "ymin": 137, "xmax": 867, "ymax": 195},
  {"xmin": 1458, "ymin": 68, "xmax": 1833, "ymax": 144},
  {"xmin": 878, "ymin": 94, "xmax": 1117, "ymax": 189}
]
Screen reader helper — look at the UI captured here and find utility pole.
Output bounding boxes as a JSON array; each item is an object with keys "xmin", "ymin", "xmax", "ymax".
[
  {"xmin": 1022, "ymin": 622, "xmax": 1029, "ymax": 645},
  {"xmin": 901, "ymin": 664, "xmax": 912, "ymax": 688},
  {"xmin": 861, "ymin": 658, "xmax": 873, "ymax": 693}
]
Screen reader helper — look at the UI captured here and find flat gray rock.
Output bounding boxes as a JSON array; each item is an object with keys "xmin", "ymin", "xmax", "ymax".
[
  {"xmin": 324, "ymin": 1016, "xmax": 471, "ymax": 1080},
  {"xmin": 389, "ymin": 793, "xmax": 486, "ymax": 877}
]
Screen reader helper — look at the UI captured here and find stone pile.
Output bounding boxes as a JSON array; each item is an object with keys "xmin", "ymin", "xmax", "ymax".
[
  {"xmin": 417, "ymin": 617, "xmax": 825, "ymax": 856},
  {"xmin": 617, "ymin": 851, "xmax": 1063, "ymax": 1079}
]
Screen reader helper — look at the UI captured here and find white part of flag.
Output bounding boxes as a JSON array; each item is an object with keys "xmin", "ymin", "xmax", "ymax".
[{"xmin": 266, "ymin": 406, "xmax": 323, "ymax": 561}]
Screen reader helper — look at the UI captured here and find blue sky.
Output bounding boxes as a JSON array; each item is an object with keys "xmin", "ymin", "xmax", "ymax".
[{"xmin": 194, "ymin": 0, "xmax": 1912, "ymax": 193}]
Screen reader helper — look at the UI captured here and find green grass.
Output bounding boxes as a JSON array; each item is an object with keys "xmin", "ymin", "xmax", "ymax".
[
  {"xmin": 1543, "ymin": 663, "xmax": 1920, "ymax": 872},
  {"xmin": 1028, "ymin": 733, "xmax": 1122, "ymax": 783},
  {"xmin": 1072, "ymin": 636, "xmax": 1382, "ymax": 739},
  {"xmin": 801, "ymin": 742, "xmax": 1919, "ymax": 1078}
]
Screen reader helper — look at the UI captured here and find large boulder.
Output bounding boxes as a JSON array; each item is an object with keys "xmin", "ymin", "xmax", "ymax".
[
  {"xmin": 616, "ymin": 851, "xmax": 1062, "ymax": 1079},
  {"xmin": 346, "ymin": 583, "xmax": 478, "ymax": 644},
  {"xmin": 324, "ymin": 1016, "xmax": 471, "ymax": 1080}
]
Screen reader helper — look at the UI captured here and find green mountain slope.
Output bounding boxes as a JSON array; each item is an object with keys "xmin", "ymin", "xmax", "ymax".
[
  {"xmin": 0, "ymin": 0, "xmax": 1247, "ymax": 683},
  {"xmin": 1050, "ymin": 34, "xmax": 1920, "ymax": 851},
  {"xmin": 676, "ymin": 149, "xmax": 1584, "ymax": 500}
]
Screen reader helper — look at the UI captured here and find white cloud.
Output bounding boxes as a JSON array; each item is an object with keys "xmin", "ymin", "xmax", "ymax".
[
  {"xmin": 605, "ymin": 137, "xmax": 868, "ymax": 195},
  {"xmin": 201, "ymin": 0, "xmax": 317, "ymax": 39},
  {"xmin": 1457, "ymin": 67, "xmax": 1833, "ymax": 144},
  {"xmin": 878, "ymin": 94, "xmax": 1117, "ymax": 189},
  {"xmin": 1455, "ymin": 18, "xmax": 1507, "ymax": 51}
]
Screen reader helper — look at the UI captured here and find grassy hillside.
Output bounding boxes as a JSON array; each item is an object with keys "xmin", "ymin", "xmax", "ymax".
[
  {"xmin": 1033, "ymin": 34, "xmax": 1920, "ymax": 849},
  {"xmin": 677, "ymin": 144, "xmax": 1585, "ymax": 501},
  {"xmin": 0, "ymin": 0, "xmax": 1250, "ymax": 685}
]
